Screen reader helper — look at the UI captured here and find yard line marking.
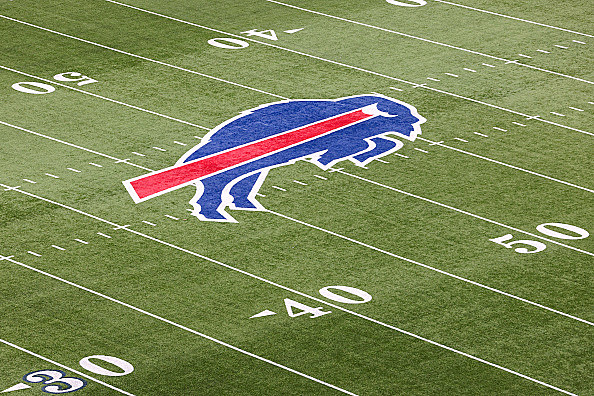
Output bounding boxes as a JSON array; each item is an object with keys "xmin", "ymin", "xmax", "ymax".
[
  {"xmin": 0, "ymin": 120, "xmax": 152, "ymax": 172},
  {"xmin": 572, "ymin": 40, "xmax": 586, "ymax": 44},
  {"xmin": 453, "ymin": 137, "xmax": 468, "ymax": 142},
  {"xmin": 293, "ymin": 180, "xmax": 308, "ymax": 186},
  {"xmin": 335, "ymin": 169, "xmax": 594, "ymax": 258},
  {"xmin": 517, "ymin": 54, "xmax": 532, "ymax": 59},
  {"xmin": 164, "ymin": 214, "xmax": 179, "ymax": 220},
  {"xmin": 89, "ymin": 162, "xmax": 103, "ymax": 168},
  {"xmin": 589, "ymin": 102, "xmax": 594, "ymax": 105},
  {"xmin": 255, "ymin": 193, "xmax": 266, "ymax": 197},
  {"xmin": 512, "ymin": 122, "xmax": 526, "ymax": 127},
  {"xmin": 463, "ymin": 68, "xmax": 476, "ymax": 72},
  {"xmin": 492, "ymin": 127, "xmax": 507, "ymax": 132},
  {"xmin": 0, "ymin": 189, "xmax": 584, "ymax": 395},
  {"xmin": 375, "ymin": 158, "xmax": 389, "ymax": 164},
  {"xmin": 27, "ymin": 251, "xmax": 41, "ymax": 257},
  {"xmin": 568, "ymin": 107, "xmax": 584, "ymax": 112},
  {"xmin": 67, "ymin": 168, "xmax": 81, "ymax": 173},
  {"xmin": 427, "ymin": 77, "xmax": 440, "ymax": 81},
  {"xmin": 394, "ymin": 153, "xmax": 409, "ymax": 158},
  {"xmin": 427, "ymin": 140, "xmax": 444, "ymax": 146},
  {"xmin": 51, "ymin": 245, "xmax": 66, "ymax": 251},
  {"xmin": 0, "ymin": 339, "xmax": 134, "ymax": 395},
  {"xmin": 74, "ymin": 239, "xmax": 89, "ymax": 244},
  {"xmin": 142, "ymin": 220, "xmax": 157, "ymax": 226},
  {"xmin": 414, "ymin": 148, "xmax": 429, "ymax": 153},
  {"xmin": 97, "ymin": 232, "xmax": 112, "ymax": 238},
  {"xmin": 0, "ymin": 65, "xmax": 210, "ymax": 131},
  {"xmin": 9, "ymin": 10, "xmax": 587, "ymax": 137},
  {"xmin": 131, "ymin": 152, "xmax": 145, "ymax": 157},
  {"xmin": 174, "ymin": 141, "xmax": 187, "ymax": 146},
  {"xmin": 417, "ymin": 137, "xmax": 594, "ymax": 193},
  {"xmin": 45, "ymin": 173, "xmax": 59, "ymax": 179},
  {"xmin": 272, "ymin": 186, "xmax": 287, "ymax": 191},
  {"xmin": 0, "ymin": 15, "xmax": 286, "ymax": 100},
  {"xmin": 0, "ymin": 257, "xmax": 355, "ymax": 396},
  {"xmin": 550, "ymin": 112, "xmax": 566, "ymax": 117},
  {"xmin": 388, "ymin": 86, "xmax": 403, "ymax": 91},
  {"xmin": 444, "ymin": 73, "xmax": 459, "ymax": 77},
  {"xmin": 432, "ymin": 0, "xmax": 594, "ymax": 38},
  {"xmin": 22, "ymin": 179, "xmax": 37, "ymax": 184},
  {"xmin": 481, "ymin": 63, "xmax": 496, "ymax": 68},
  {"xmin": 554, "ymin": 45, "xmax": 568, "ymax": 49},
  {"xmin": 258, "ymin": 0, "xmax": 593, "ymax": 85},
  {"xmin": 152, "ymin": 146, "xmax": 166, "ymax": 152},
  {"xmin": 474, "ymin": 132, "xmax": 489, "ymax": 137},
  {"xmin": 536, "ymin": 49, "xmax": 550, "ymax": 54},
  {"xmin": 313, "ymin": 175, "xmax": 328, "ymax": 180}
]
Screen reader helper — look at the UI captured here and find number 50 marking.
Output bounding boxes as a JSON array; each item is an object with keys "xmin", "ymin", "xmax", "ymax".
[{"xmin": 490, "ymin": 222, "xmax": 590, "ymax": 254}]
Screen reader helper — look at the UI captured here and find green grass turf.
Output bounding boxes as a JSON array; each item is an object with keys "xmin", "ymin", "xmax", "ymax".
[{"xmin": 0, "ymin": 0, "xmax": 592, "ymax": 394}]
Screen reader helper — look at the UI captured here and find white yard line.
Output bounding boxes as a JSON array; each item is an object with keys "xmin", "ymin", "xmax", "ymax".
[
  {"xmin": 431, "ymin": 0, "xmax": 594, "ymax": 38},
  {"xmin": 0, "ymin": 15, "xmax": 286, "ymax": 100},
  {"xmin": 474, "ymin": 132, "xmax": 488, "ymax": 137},
  {"xmin": 0, "ymin": 188, "xmax": 582, "ymax": 395},
  {"xmin": 4, "ymin": 12, "xmax": 590, "ymax": 137},
  {"xmin": 259, "ymin": 0, "xmax": 594, "ymax": 85},
  {"xmin": 0, "ymin": 65, "xmax": 210, "ymax": 131},
  {"xmin": 0, "ymin": 120, "xmax": 152, "ymax": 172},
  {"xmin": 417, "ymin": 137, "xmax": 594, "ymax": 194},
  {"xmin": 335, "ymin": 169, "xmax": 593, "ymax": 258},
  {"xmin": 0, "ymin": 256, "xmax": 356, "ymax": 396},
  {"xmin": 0, "ymin": 339, "xmax": 134, "ymax": 395}
]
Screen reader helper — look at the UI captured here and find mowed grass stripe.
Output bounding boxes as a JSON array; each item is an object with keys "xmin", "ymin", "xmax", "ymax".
[
  {"xmin": 0, "ymin": 186, "xmax": 581, "ymax": 395},
  {"xmin": 94, "ymin": 0, "xmax": 593, "ymax": 136}
]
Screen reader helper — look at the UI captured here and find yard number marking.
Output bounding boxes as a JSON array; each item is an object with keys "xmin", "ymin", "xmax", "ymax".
[
  {"xmin": 490, "ymin": 222, "xmax": 589, "ymax": 254},
  {"xmin": 11, "ymin": 71, "xmax": 97, "ymax": 95},
  {"xmin": 18, "ymin": 355, "xmax": 133, "ymax": 394},
  {"xmin": 386, "ymin": 0, "xmax": 427, "ymax": 7},
  {"xmin": 24, "ymin": 370, "xmax": 86, "ymax": 394},
  {"xmin": 209, "ymin": 27, "xmax": 304, "ymax": 49},
  {"xmin": 254, "ymin": 285, "xmax": 372, "ymax": 319}
]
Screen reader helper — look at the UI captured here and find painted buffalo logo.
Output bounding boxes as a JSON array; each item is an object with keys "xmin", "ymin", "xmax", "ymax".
[{"xmin": 123, "ymin": 94, "xmax": 425, "ymax": 222}]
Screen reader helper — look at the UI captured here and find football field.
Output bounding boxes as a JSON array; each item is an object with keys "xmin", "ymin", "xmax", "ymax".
[{"xmin": 0, "ymin": 0, "xmax": 592, "ymax": 394}]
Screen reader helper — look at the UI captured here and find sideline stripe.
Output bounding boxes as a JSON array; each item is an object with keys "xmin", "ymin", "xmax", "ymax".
[
  {"xmin": 93, "ymin": 2, "xmax": 594, "ymax": 136},
  {"xmin": 0, "ymin": 120, "xmax": 152, "ymax": 172},
  {"xmin": 432, "ymin": 0, "xmax": 594, "ymax": 38},
  {"xmin": 417, "ymin": 137, "xmax": 594, "ymax": 194},
  {"xmin": 3, "ymin": 12, "xmax": 590, "ymax": 138},
  {"xmin": 1, "ymin": 255, "xmax": 357, "ymax": 395},
  {"xmin": 0, "ymin": 339, "xmax": 134, "ymax": 395},
  {"xmin": 336, "ymin": 169, "xmax": 594, "ymax": 258},
  {"xmin": 0, "ymin": 65, "xmax": 210, "ymax": 130},
  {"xmin": 0, "ymin": 15, "xmax": 286, "ymax": 100},
  {"xmin": 262, "ymin": 0, "xmax": 594, "ymax": 85},
  {"xmin": 0, "ymin": 187, "xmax": 579, "ymax": 395}
]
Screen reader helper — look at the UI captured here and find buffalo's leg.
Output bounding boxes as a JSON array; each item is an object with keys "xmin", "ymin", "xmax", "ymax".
[
  {"xmin": 190, "ymin": 174, "xmax": 235, "ymax": 221},
  {"xmin": 229, "ymin": 171, "xmax": 267, "ymax": 210}
]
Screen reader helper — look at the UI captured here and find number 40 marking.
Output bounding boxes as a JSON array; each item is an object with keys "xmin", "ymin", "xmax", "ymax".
[{"xmin": 282, "ymin": 286, "xmax": 373, "ymax": 319}]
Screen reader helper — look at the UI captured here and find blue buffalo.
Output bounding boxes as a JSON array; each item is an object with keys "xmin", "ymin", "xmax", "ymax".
[{"xmin": 177, "ymin": 94, "xmax": 425, "ymax": 222}]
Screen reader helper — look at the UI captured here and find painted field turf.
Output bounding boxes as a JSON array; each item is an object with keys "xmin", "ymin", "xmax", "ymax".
[{"xmin": 0, "ymin": 0, "xmax": 592, "ymax": 395}]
